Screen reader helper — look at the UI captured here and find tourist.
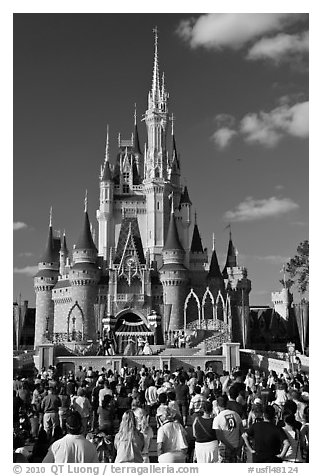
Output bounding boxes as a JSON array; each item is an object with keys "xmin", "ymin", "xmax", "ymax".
[
  {"xmin": 282, "ymin": 414, "xmax": 304, "ymax": 463},
  {"xmin": 90, "ymin": 377, "xmax": 104, "ymax": 431},
  {"xmin": 157, "ymin": 406, "xmax": 188, "ymax": 462},
  {"xmin": 57, "ymin": 386, "xmax": 70, "ymax": 434},
  {"xmin": 289, "ymin": 390, "xmax": 307, "ymax": 425},
  {"xmin": 71, "ymin": 388, "xmax": 92, "ymax": 435},
  {"xmin": 174, "ymin": 374, "xmax": 190, "ymax": 426},
  {"xmin": 29, "ymin": 428, "xmax": 50, "ymax": 463},
  {"xmin": 242, "ymin": 405, "xmax": 290, "ymax": 463},
  {"xmin": 114, "ymin": 410, "xmax": 144, "ymax": 463},
  {"xmin": 97, "ymin": 394, "xmax": 115, "ymax": 435},
  {"xmin": 212, "ymin": 395, "xmax": 243, "ymax": 463},
  {"xmin": 192, "ymin": 401, "xmax": 218, "ymax": 462},
  {"xmin": 189, "ymin": 385, "xmax": 207, "ymax": 421},
  {"xmin": 41, "ymin": 387, "xmax": 61, "ymax": 439},
  {"xmin": 137, "ymin": 412, "xmax": 153, "ymax": 463},
  {"xmin": 42, "ymin": 411, "xmax": 99, "ymax": 463},
  {"xmin": 116, "ymin": 386, "xmax": 132, "ymax": 422}
]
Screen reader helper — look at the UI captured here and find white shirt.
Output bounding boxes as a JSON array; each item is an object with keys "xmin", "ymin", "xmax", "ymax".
[
  {"xmin": 212, "ymin": 409, "xmax": 242, "ymax": 449},
  {"xmin": 42, "ymin": 434, "xmax": 99, "ymax": 463},
  {"xmin": 157, "ymin": 421, "xmax": 188, "ymax": 454}
]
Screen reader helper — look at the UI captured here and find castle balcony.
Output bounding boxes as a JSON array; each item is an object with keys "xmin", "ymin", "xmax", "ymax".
[{"xmin": 117, "ymin": 293, "xmax": 145, "ymax": 302}]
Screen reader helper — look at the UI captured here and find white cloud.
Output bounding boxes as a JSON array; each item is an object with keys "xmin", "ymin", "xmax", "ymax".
[
  {"xmin": 18, "ymin": 252, "xmax": 33, "ymax": 257},
  {"xmin": 224, "ymin": 196, "xmax": 299, "ymax": 222},
  {"xmin": 212, "ymin": 100, "xmax": 308, "ymax": 149},
  {"xmin": 247, "ymin": 32, "xmax": 309, "ymax": 63},
  {"xmin": 13, "ymin": 221, "xmax": 27, "ymax": 231},
  {"xmin": 176, "ymin": 13, "xmax": 304, "ymax": 50},
  {"xmin": 240, "ymin": 101, "xmax": 309, "ymax": 146},
  {"xmin": 211, "ymin": 127, "xmax": 237, "ymax": 148},
  {"xmin": 13, "ymin": 265, "xmax": 38, "ymax": 276}
]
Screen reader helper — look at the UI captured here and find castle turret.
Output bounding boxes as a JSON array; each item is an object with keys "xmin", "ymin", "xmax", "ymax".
[
  {"xmin": 34, "ymin": 208, "xmax": 59, "ymax": 348},
  {"xmin": 67, "ymin": 194, "xmax": 100, "ymax": 341},
  {"xmin": 97, "ymin": 125, "xmax": 115, "ymax": 261},
  {"xmin": 160, "ymin": 208, "xmax": 188, "ymax": 331},
  {"xmin": 222, "ymin": 230, "xmax": 251, "ymax": 347}
]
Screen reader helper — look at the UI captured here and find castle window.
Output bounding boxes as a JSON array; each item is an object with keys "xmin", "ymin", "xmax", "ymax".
[
  {"xmin": 123, "ymin": 172, "xmax": 130, "ymax": 183},
  {"xmin": 157, "ymin": 201, "xmax": 160, "ymax": 210},
  {"xmin": 123, "ymin": 184, "xmax": 129, "ymax": 193}
]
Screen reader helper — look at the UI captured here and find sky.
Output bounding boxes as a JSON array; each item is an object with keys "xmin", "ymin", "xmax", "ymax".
[{"xmin": 13, "ymin": 12, "xmax": 309, "ymax": 307}]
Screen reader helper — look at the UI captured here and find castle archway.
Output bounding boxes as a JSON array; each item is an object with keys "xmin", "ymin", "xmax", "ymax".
[{"xmin": 114, "ymin": 309, "xmax": 154, "ymax": 354}]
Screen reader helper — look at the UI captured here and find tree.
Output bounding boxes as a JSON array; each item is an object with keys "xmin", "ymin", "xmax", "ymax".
[{"xmin": 280, "ymin": 240, "xmax": 309, "ymax": 295}]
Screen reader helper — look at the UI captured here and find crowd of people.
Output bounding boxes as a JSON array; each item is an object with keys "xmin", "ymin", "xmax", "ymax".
[{"xmin": 13, "ymin": 362, "xmax": 309, "ymax": 464}]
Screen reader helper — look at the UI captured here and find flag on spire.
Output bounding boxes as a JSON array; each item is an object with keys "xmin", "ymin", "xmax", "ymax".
[{"xmin": 49, "ymin": 206, "xmax": 53, "ymax": 227}]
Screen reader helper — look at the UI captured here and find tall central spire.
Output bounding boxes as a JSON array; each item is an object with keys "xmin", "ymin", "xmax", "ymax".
[{"xmin": 151, "ymin": 26, "xmax": 160, "ymax": 105}]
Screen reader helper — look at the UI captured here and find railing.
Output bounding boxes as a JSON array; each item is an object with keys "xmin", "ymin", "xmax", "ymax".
[
  {"xmin": 204, "ymin": 330, "xmax": 231, "ymax": 353},
  {"xmin": 187, "ymin": 319, "xmax": 229, "ymax": 332}
]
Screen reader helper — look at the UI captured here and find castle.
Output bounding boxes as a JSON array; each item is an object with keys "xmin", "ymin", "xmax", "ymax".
[{"xmin": 33, "ymin": 29, "xmax": 253, "ymax": 356}]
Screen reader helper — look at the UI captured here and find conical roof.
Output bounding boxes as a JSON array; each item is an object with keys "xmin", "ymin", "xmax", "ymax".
[
  {"xmin": 133, "ymin": 123, "xmax": 141, "ymax": 155},
  {"xmin": 222, "ymin": 233, "xmax": 237, "ymax": 277},
  {"xmin": 190, "ymin": 223, "xmax": 204, "ymax": 253},
  {"xmin": 208, "ymin": 248, "xmax": 223, "ymax": 280},
  {"xmin": 180, "ymin": 186, "xmax": 192, "ymax": 206},
  {"xmin": 101, "ymin": 160, "xmax": 113, "ymax": 181},
  {"xmin": 163, "ymin": 212, "xmax": 184, "ymax": 251},
  {"xmin": 75, "ymin": 211, "xmax": 97, "ymax": 251},
  {"xmin": 60, "ymin": 233, "xmax": 68, "ymax": 253},
  {"xmin": 40, "ymin": 226, "xmax": 56, "ymax": 262}
]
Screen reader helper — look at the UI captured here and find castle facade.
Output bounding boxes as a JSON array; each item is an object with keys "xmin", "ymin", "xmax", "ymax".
[{"xmin": 34, "ymin": 30, "xmax": 252, "ymax": 354}]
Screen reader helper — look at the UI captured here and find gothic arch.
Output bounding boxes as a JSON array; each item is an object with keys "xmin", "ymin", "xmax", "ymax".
[
  {"xmin": 201, "ymin": 287, "xmax": 215, "ymax": 323},
  {"xmin": 184, "ymin": 288, "xmax": 201, "ymax": 331},
  {"xmin": 215, "ymin": 291, "xmax": 226, "ymax": 323},
  {"xmin": 67, "ymin": 302, "xmax": 84, "ymax": 341}
]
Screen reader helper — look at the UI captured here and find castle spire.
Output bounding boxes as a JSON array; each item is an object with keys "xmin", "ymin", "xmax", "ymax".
[
  {"xmin": 133, "ymin": 103, "xmax": 141, "ymax": 155},
  {"xmin": 190, "ymin": 213, "xmax": 204, "ymax": 253},
  {"xmin": 222, "ymin": 228, "xmax": 237, "ymax": 278},
  {"xmin": 84, "ymin": 189, "xmax": 88, "ymax": 213},
  {"xmin": 151, "ymin": 26, "xmax": 160, "ymax": 105},
  {"xmin": 75, "ymin": 192, "xmax": 97, "ymax": 251},
  {"xmin": 164, "ymin": 206, "xmax": 184, "ymax": 251},
  {"xmin": 104, "ymin": 124, "xmax": 109, "ymax": 163},
  {"xmin": 208, "ymin": 234, "xmax": 223, "ymax": 280},
  {"xmin": 40, "ymin": 207, "xmax": 55, "ymax": 262}
]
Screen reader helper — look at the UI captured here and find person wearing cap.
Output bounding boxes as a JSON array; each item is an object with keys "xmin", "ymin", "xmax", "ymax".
[
  {"xmin": 157, "ymin": 406, "xmax": 188, "ymax": 462},
  {"xmin": 42, "ymin": 410, "xmax": 99, "ymax": 463}
]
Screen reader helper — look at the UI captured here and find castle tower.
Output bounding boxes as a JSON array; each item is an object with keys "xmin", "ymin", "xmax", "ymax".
[
  {"xmin": 96, "ymin": 125, "xmax": 115, "ymax": 261},
  {"xmin": 160, "ymin": 207, "xmax": 188, "ymax": 331},
  {"xmin": 222, "ymin": 230, "xmax": 251, "ymax": 347},
  {"xmin": 68, "ymin": 194, "xmax": 100, "ymax": 341},
  {"xmin": 34, "ymin": 208, "xmax": 59, "ymax": 348},
  {"xmin": 143, "ymin": 27, "xmax": 172, "ymax": 261},
  {"xmin": 272, "ymin": 287, "xmax": 293, "ymax": 321}
]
